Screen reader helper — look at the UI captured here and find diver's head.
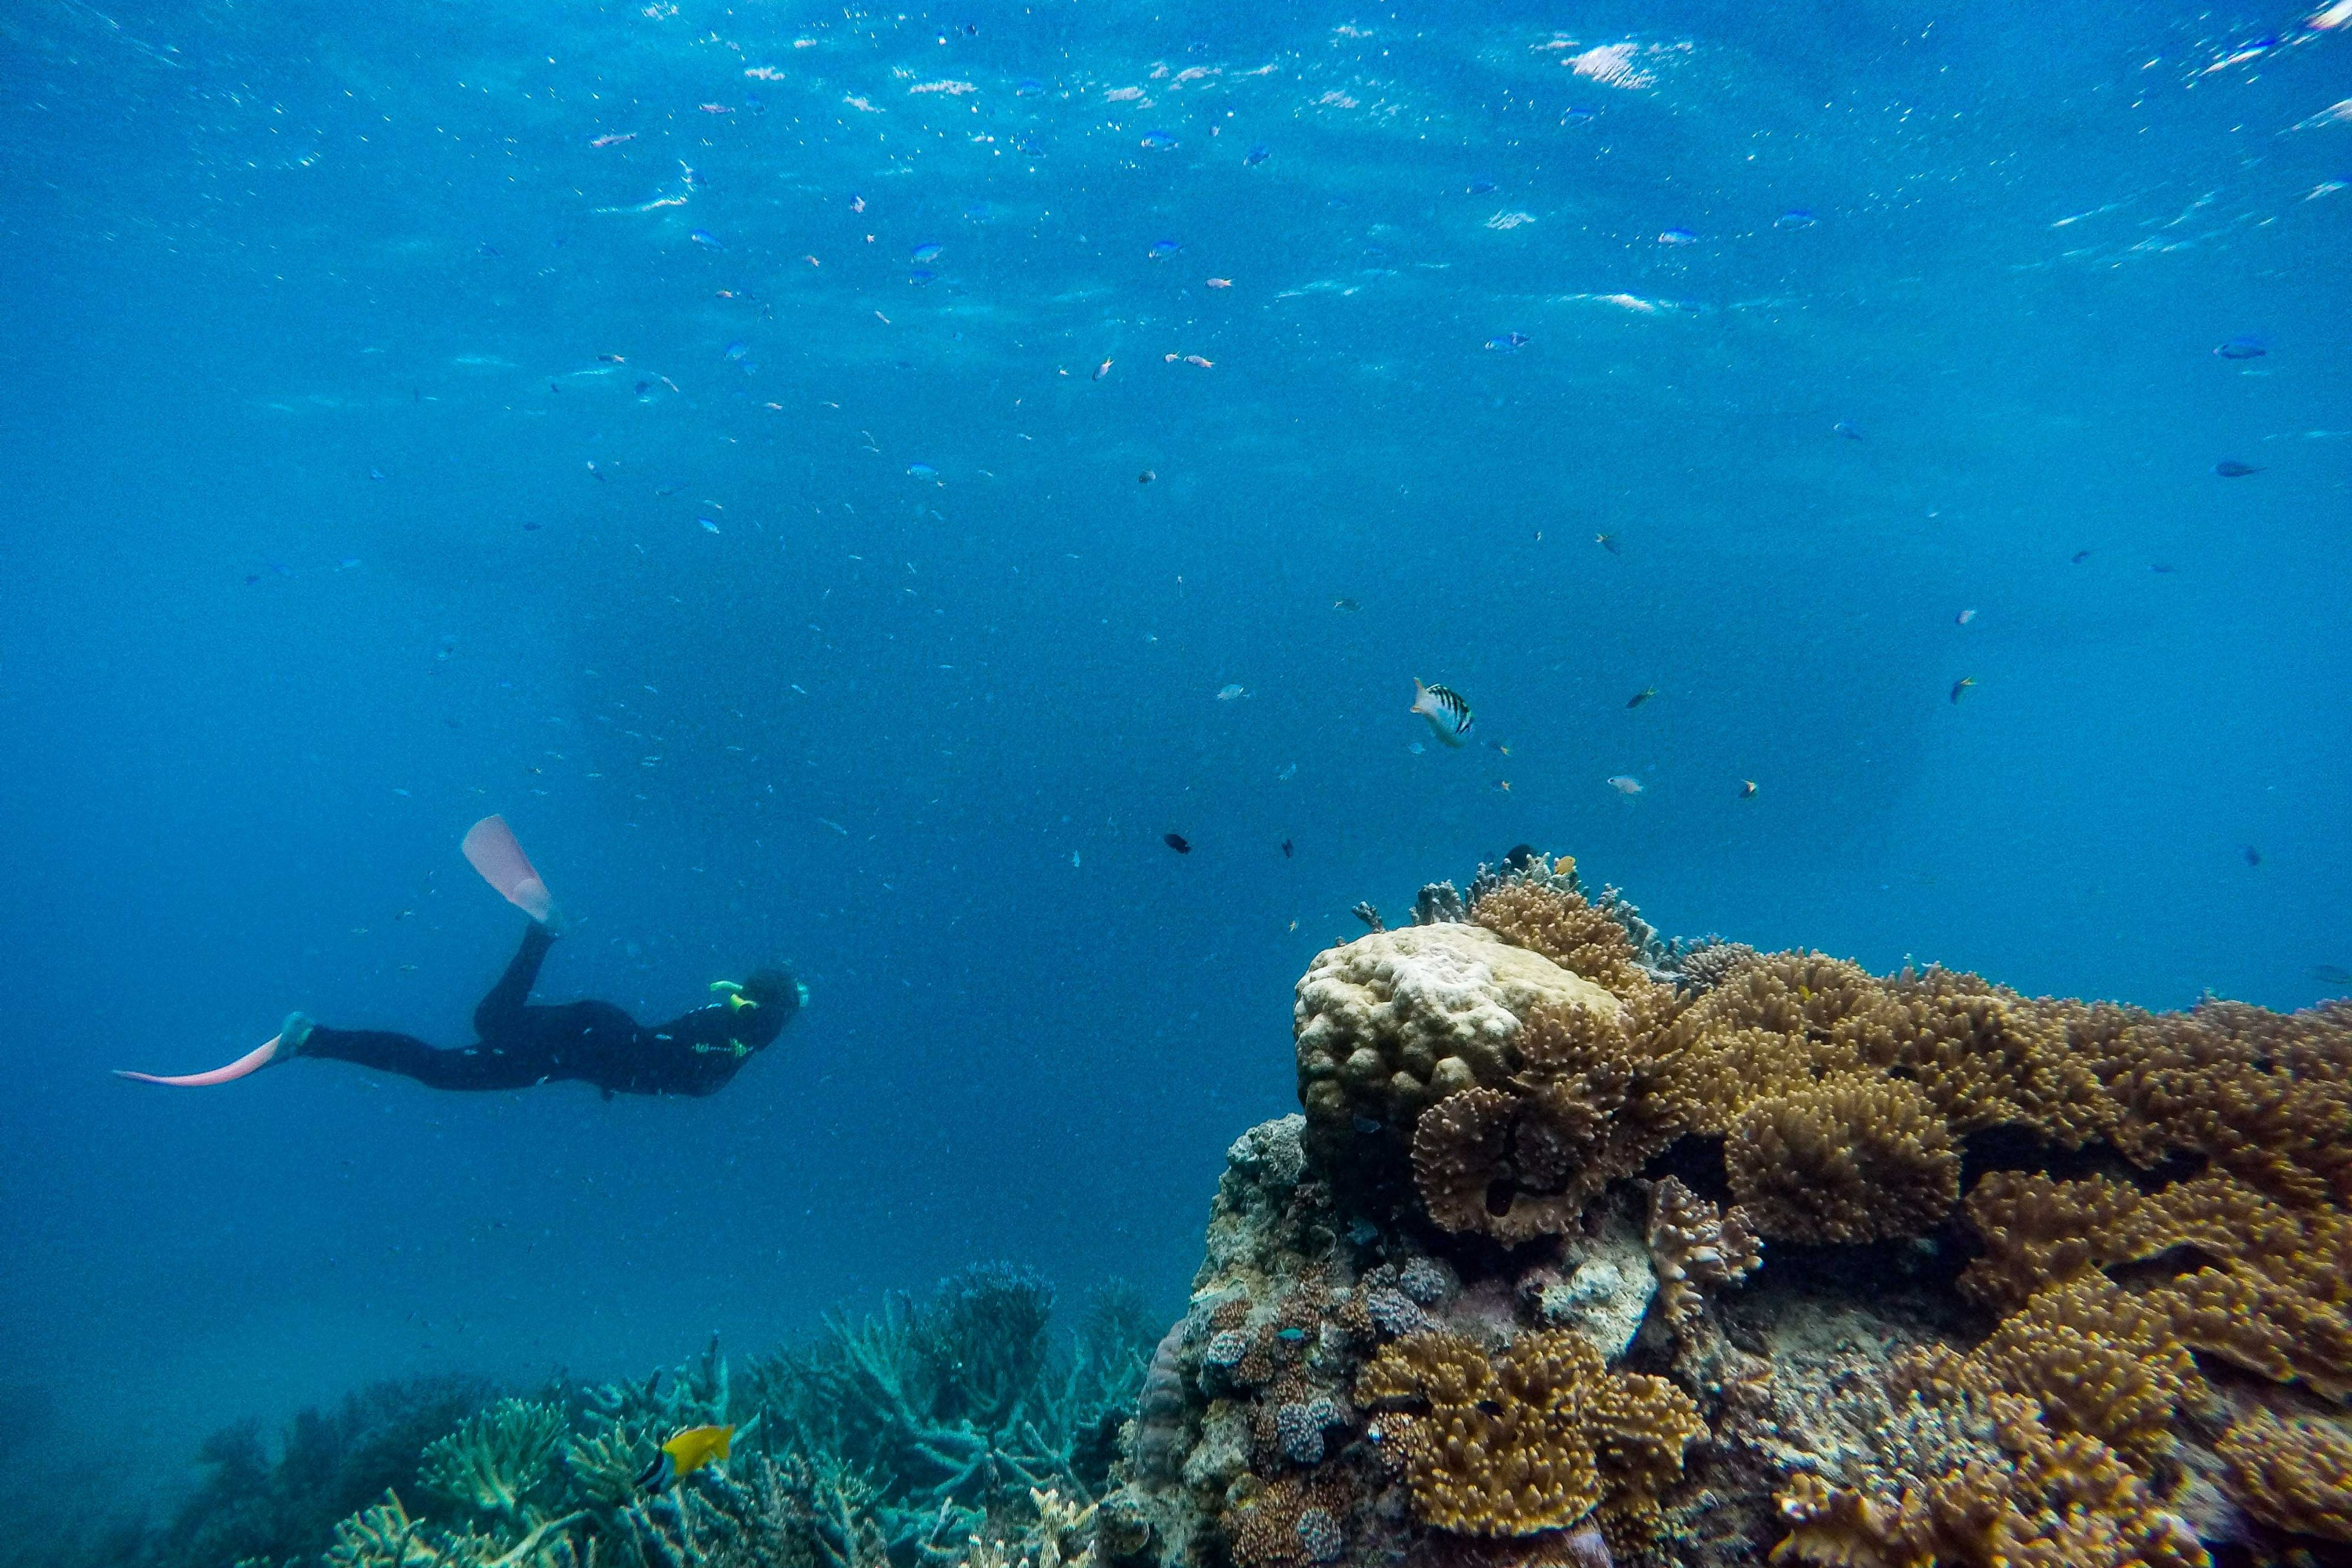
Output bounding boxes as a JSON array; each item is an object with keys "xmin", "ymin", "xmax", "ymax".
[{"xmin": 742, "ymin": 965, "xmax": 804, "ymax": 1018}]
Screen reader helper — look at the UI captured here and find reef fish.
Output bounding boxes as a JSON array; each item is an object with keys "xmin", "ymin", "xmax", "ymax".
[
  {"xmin": 1410, "ymin": 679, "xmax": 1474, "ymax": 746},
  {"xmin": 1627, "ymin": 687, "xmax": 1657, "ymax": 709},
  {"xmin": 1951, "ymin": 676, "xmax": 1976, "ymax": 703},
  {"xmin": 2215, "ymin": 459, "xmax": 2262, "ymax": 477},
  {"xmin": 1163, "ymin": 832, "xmax": 1192, "ymax": 854},
  {"xmin": 2215, "ymin": 336, "xmax": 2267, "ymax": 359},
  {"xmin": 639, "ymin": 1425, "xmax": 733, "ymax": 1491},
  {"xmin": 1606, "ymin": 775, "xmax": 1642, "ymax": 795}
]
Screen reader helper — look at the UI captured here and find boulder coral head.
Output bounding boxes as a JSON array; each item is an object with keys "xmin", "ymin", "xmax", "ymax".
[{"xmin": 1294, "ymin": 921, "xmax": 1631, "ymax": 1222}]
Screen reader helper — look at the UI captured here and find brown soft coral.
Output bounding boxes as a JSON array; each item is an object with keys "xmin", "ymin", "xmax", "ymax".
[
  {"xmin": 1773, "ymin": 1368, "xmax": 2209, "ymax": 1568},
  {"xmin": 1878, "ymin": 967, "xmax": 2114, "ymax": 1146},
  {"xmin": 1725, "ymin": 1076, "xmax": 1959, "ymax": 1244},
  {"xmin": 1359, "ymin": 1330, "xmax": 1603, "ymax": 1537},
  {"xmin": 2216, "ymin": 1408, "xmax": 2352, "ymax": 1543},
  {"xmin": 2104, "ymin": 999, "xmax": 2352, "ymax": 1208},
  {"xmin": 1959, "ymin": 1171, "xmax": 2352, "ymax": 1401},
  {"xmin": 1668, "ymin": 951, "xmax": 1900, "ymax": 1061},
  {"xmin": 1356, "ymin": 1331, "xmax": 1700, "ymax": 1540},
  {"xmin": 1646, "ymin": 1177, "xmax": 1762, "ymax": 1335},
  {"xmin": 1958, "ymin": 1172, "xmax": 2156, "ymax": 1314},
  {"xmin": 1469, "ymin": 877, "xmax": 1653, "ymax": 998},
  {"xmin": 1970, "ymin": 1276, "xmax": 2208, "ymax": 1469},
  {"xmin": 1407, "ymin": 999, "xmax": 1686, "ymax": 1246}
]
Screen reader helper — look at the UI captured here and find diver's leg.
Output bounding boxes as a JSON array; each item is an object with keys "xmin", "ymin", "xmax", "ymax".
[
  {"xmin": 303, "ymin": 1026, "xmax": 556, "ymax": 1091},
  {"xmin": 473, "ymin": 922, "xmax": 557, "ymax": 1040}
]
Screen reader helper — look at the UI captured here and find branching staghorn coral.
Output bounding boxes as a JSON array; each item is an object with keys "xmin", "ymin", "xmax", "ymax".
[
  {"xmin": 419, "ymin": 1399, "xmax": 568, "ymax": 1526},
  {"xmin": 324, "ymin": 1490, "xmax": 584, "ymax": 1568},
  {"xmin": 741, "ymin": 1264, "xmax": 1152, "ymax": 1563}
]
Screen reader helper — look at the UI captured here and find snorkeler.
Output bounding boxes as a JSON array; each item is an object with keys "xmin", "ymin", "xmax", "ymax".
[{"xmin": 117, "ymin": 817, "xmax": 802, "ymax": 1098}]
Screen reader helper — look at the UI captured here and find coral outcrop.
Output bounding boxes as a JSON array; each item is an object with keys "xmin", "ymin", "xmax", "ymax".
[
  {"xmin": 1100, "ymin": 847, "xmax": 2352, "ymax": 1568},
  {"xmin": 80, "ymin": 846, "xmax": 2352, "ymax": 1568}
]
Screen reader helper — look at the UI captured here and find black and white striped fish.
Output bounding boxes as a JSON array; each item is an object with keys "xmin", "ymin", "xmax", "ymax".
[{"xmin": 1410, "ymin": 679, "xmax": 1474, "ymax": 746}]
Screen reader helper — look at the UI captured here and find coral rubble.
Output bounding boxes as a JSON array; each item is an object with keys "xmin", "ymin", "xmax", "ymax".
[{"xmin": 1097, "ymin": 850, "xmax": 2352, "ymax": 1568}]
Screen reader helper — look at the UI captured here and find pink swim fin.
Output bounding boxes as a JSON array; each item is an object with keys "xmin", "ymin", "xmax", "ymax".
[
  {"xmin": 463, "ymin": 815, "xmax": 554, "ymax": 923},
  {"xmin": 116, "ymin": 1034, "xmax": 285, "ymax": 1087}
]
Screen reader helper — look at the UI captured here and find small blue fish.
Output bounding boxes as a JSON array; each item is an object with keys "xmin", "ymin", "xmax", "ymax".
[
  {"xmin": 1139, "ymin": 130, "xmax": 1178, "ymax": 151},
  {"xmin": 911, "ymin": 242, "xmax": 945, "ymax": 263},
  {"xmin": 1243, "ymin": 144, "xmax": 1271, "ymax": 166},
  {"xmin": 909, "ymin": 269, "xmax": 938, "ymax": 285},
  {"xmin": 722, "ymin": 341, "xmax": 750, "ymax": 362},
  {"xmin": 2214, "ymin": 459, "xmax": 2262, "ymax": 477},
  {"xmin": 1561, "ymin": 106, "xmax": 1595, "ymax": 125},
  {"xmin": 1276, "ymin": 1327, "xmax": 1307, "ymax": 1344},
  {"xmin": 1776, "ymin": 209, "xmax": 1817, "ymax": 229},
  {"xmin": 1466, "ymin": 177, "xmax": 1496, "ymax": 194},
  {"xmin": 690, "ymin": 230, "xmax": 724, "ymax": 249},
  {"xmin": 908, "ymin": 463, "xmax": 939, "ymax": 480},
  {"xmin": 1834, "ymin": 420, "xmax": 1864, "ymax": 440},
  {"xmin": 1148, "ymin": 238, "xmax": 1181, "ymax": 260},
  {"xmin": 1485, "ymin": 332, "xmax": 1530, "ymax": 352},
  {"xmin": 368, "ymin": 466, "xmax": 386, "ymax": 481},
  {"xmin": 2215, "ymin": 336, "xmax": 2267, "ymax": 360},
  {"xmin": 1014, "ymin": 78, "xmax": 1045, "ymax": 96},
  {"xmin": 1657, "ymin": 227, "xmax": 1699, "ymax": 246},
  {"xmin": 699, "ymin": 518, "xmax": 720, "ymax": 533}
]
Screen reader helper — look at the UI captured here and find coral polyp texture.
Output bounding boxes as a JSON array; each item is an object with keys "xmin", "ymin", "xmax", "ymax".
[{"xmin": 1096, "ymin": 849, "xmax": 2352, "ymax": 1568}]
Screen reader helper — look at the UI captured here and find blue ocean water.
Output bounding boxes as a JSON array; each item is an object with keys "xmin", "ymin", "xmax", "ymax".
[{"xmin": 2, "ymin": 0, "xmax": 2346, "ymax": 1541}]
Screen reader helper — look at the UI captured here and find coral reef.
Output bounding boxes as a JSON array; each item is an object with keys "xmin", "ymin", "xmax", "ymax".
[
  {"xmin": 1098, "ymin": 847, "xmax": 2352, "ymax": 1568},
  {"xmin": 81, "ymin": 1269, "xmax": 1152, "ymax": 1568},
  {"xmin": 70, "ymin": 846, "xmax": 2352, "ymax": 1568}
]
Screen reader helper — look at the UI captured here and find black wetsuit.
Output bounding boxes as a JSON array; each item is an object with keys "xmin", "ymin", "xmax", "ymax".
[{"xmin": 304, "ymin": 925, "xmax": 790, "ymax": 1096}]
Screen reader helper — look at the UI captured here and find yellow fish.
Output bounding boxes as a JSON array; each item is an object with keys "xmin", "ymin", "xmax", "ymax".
[{"xmin": 638, "ymin": 1425, "xmax": 735, "ymax": 1491}]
